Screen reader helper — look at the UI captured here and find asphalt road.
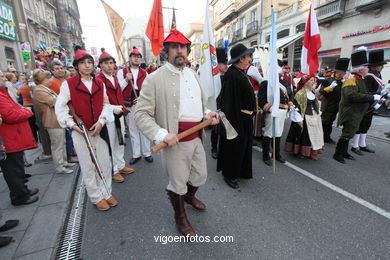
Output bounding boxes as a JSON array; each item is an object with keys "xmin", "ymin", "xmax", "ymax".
[{"xmin": 81, "ymin": 122, "xmax": 390, "ymax": 260}]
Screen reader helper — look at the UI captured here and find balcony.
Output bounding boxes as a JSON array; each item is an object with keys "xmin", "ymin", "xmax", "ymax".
[
  {"xmin": 263, "ymin": 0, "xmax": 310, "ymax": 26},
  {"xmin": 46, "ymin": 0, "xmax": 56, "ymax": 8},
  {"xmin": 231, "ymin": 28, "xmax": 243, "ymax": 43},
  {"xmin": 220, "ymin": 2, "xmax": 237, "ymax": 23},
  {"xmin": 65, "ymin": 4, "xmax": 80, "ymax": 19},
  {"xmin": 236, "ymin": 0, "xmax": 258, "ymax": 12},
  {"xmin": 316, "ymin": 0, "xmax": 346, "ymax": 24},
  {"xmin": 246, "ymin": 20, "xmax": 258, "ymax": 37},
  {"xmin": 355, "ymin": 0, "xmax": 384, "ymax": 11}
]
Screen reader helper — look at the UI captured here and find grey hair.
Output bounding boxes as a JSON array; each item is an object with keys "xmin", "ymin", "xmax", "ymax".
[
  {"xmin": 350, "ymin": 66, "xmax": 365, "ymax": 74},
  {"xmin": 51, "ymin": 60, "xmax": 64, "ymax": 70}
]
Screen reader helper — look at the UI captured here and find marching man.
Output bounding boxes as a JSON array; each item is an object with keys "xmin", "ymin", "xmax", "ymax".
[
  {"xmin": 134, "ymin": 29, "xmax": 220, "ymax": 236},
  {"xmin": 96, "ymin": 50, "xmax": 135, "ymax": 183},
  {"xmin": 55, "ymin": 47, "xmax": 117, "ymax": 211},
  {"xmin": 117, "ymin": 47, "xmax": 153, "ymax": 165}
]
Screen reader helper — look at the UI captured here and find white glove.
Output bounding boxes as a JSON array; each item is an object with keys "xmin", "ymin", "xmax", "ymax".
[
  {"xmin": 373, "ymin": 94, "xmax": 381, "ymax": 101},
  {"xmin": 374, "ymin": 103, "xmax": 381, "ymax": 110},
  {"xmin": 330, "ymin": 81, "xmax": 338, "ymax": 89}
]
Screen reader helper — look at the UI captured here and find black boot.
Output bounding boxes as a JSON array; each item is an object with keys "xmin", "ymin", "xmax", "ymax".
[
  {"xmin": 167, "ymin": 190, "xmax": 196, "ymax": 236},
  {"xmin": 342, "ymin": 139, "xmax": 355, "ymax": 160},
  {"xmin": 333, "ymin": 139, "xmax": 346, "ymax": 164},
  {"xmin": 274, "ymin": 137, "xmax": 286, "ymax": 163},
  {"xmin": 262, "ymin": 137, "xmax": 271, "ymax": 166},
  {"xmin": 184, "ymin": 184, "xmax": 206, "ymax": 211}
]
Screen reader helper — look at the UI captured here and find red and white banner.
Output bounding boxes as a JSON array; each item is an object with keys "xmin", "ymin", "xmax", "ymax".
[{"xmin": 300, "ymin": 0, "xmax": 321, "ymax": 75}]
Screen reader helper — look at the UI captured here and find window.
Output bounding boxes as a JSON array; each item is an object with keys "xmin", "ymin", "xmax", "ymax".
[
  {"xmin": 277, "ymin": 29, "xmax": 290, "ymax": 39},
  {"xmin": 250, "ymin": 9, "xmax": 257, "ymax": 22},
  {"xmin": 4, "ymin": 47, "xmax": 15, "ymax": 60},
  {"xmin": 239, "ymin": 17, "xmax": 245, "ymax": 29},
  {"xmin": 296, "ymin": 23, "xmax": 306, "ymax": 33},
  {"xmin": 265, "ymin": 34, "xmax": 270, "ymax": 43}
]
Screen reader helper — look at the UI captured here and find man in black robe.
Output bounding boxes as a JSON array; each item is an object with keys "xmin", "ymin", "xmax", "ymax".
[{"xmin": 217, "ymin": 44, "xmax": 256, "ymax": 189}]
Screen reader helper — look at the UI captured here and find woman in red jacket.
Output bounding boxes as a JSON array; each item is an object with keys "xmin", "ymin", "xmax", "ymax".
[{"xmin": 0, "ymin": 71, "xmax": 39, "ymax": 206}]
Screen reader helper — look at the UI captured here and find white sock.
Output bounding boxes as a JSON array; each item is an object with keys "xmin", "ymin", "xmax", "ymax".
[
  {"xmin": 359, "ymin": 133, "xmax": 367, "ymax": 147},
  {"xmin": 352, "ymin": 134, "xmax": 360, "ymax": 148}
]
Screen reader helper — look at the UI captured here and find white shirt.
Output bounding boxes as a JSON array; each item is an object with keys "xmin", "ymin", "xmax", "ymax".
[
  {"xmin": 130, "ymin": 68, "xmax": 139, "ymax": 90},
  {"xmin": 247, "ymin": 65, "xmax": 264, "ymax": 85},
  {"xmin": 117, "ymin": 67, "xmax": 145, "ymax": 91},
  {"xmin": 153, "ymin": 63, "xmax": 211, "ymax": 144},
  {"xmin": 55, "ymin": 77, "xmax": 115, "ymax": 129},
  {"xmin": 102, "ymin": 72, "xmax": 115, "ymax": 88}
]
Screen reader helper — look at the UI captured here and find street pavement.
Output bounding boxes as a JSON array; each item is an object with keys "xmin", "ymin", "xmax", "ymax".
[{"xmin": 82, "ymin": 116, "xmax": 390, "ymax": 260}]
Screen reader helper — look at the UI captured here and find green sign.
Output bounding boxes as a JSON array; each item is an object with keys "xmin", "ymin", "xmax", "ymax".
[{"xmin": 0, "ymin": 2, "xmax": 17, "ymax": 41}]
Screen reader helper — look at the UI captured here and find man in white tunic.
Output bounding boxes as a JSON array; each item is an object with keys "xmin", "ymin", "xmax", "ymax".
[{"xmin": 134, "ymin": 29, "xmax": 219, "ymax": 236}]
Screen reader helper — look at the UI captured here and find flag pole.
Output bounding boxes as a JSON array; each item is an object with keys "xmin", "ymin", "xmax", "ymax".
[{"xmin": 272, "ymin": 118, "xmax": 276, "ymax": 173}]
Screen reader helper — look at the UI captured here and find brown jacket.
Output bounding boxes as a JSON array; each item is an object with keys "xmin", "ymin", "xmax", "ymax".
[{"xmin": 33, "ymin": 85, "xmax": 61, "ymax": 128}]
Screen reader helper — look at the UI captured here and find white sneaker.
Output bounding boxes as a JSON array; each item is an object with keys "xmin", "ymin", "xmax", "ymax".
[
  {"xmin": 63, "ymin": 162, "xmax": 76, "ymax": 168},
  {"xmin": 57, "ymin": 168, "xmax": 73, "ymax": 174}
]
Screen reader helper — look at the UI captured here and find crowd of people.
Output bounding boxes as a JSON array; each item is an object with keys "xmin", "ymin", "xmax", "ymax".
[{"xmin": 0, "ymin": 26, "xmax": 389, "ymax": 246}]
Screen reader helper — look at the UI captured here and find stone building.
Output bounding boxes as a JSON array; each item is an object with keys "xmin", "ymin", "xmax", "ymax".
[{"xmin": 185, "ymin": 22, "xmax": 203, "ymax": 66}]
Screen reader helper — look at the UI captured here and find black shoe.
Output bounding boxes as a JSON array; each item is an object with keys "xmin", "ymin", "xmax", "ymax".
[
  {"xmin": 25, "ymin": 174, "xmax": 32, "ymax": 178},
  {"xmin": 263, "ymin": 157, "xmax": 271, "ymax": 166},
  {"xmin": 12, "ymin": 196, "xmax": 39, "ymax": 206},
  {"xmin": 276, "ymin": 155, "xmax": 286, "ymax": 164},
  {"xmin": 129, "ymin": 157, "xmax": 141, "ymax": 165},
  {"xmin": 223, "ymin": 177, "xmax": 239, "ymax": 189},
  {"xmin": 144, "ymin": 156, "xmax": 154, "ymax": 163},
  {"xmin": 333, "ymin": 154, "xmax": 346, "ymax": 164},
  {"xmin": 343, "ymin": 153, "xmax": 355, "ymax": 160},
  {"xmin": 211, "ymin": 151, "xmax": 218, "ymax": 159},
  {"xmin": 29, "ymin": 188, "xmax": 39, "ymax": 196},
  {"xmin": 0, "ymin": 220, "xmax": 19, "ymax": 232},
  {"xmin": 351, "ymin": 147, "xmax": 364, "ymax": 156},
  {"xmin": 0, "ymin": 236, "xmax": 12, "ymax": 248},
  {"xmin": 359, "ymin": 146, "xmax": 375, "ymax": 153}
]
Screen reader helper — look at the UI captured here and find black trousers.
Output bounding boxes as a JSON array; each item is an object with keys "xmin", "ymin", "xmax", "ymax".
[
  {"xmin": 321, "ymin": 110, "xmax": 338, "ymax": 141},
  {"xmin": 0, "ymin": 151, "xmax": 30, "ymax": 204},
  {"xmin": 210, "ymin": 125, "xmax": 219, "ymax": 153},
  {"xmin": 357, "ymin": 110, "xmax": 374, "ymax": 134}
]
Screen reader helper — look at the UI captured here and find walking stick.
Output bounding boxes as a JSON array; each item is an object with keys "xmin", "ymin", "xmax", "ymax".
[{"xmin": 68, "ymin": 102, "xmax": 111, "ymax": 197}]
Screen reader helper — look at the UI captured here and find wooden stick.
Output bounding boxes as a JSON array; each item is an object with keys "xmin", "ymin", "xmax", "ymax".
[
  {"xmin": 272, "ymin": 117, "xmax": 276, "ymax": 174},
  {"xmin": 151, "ymin": 119, "xmax": 213, "ymax": 153}
]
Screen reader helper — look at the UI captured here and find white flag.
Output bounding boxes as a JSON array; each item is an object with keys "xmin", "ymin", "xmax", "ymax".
[
  {"xmin": 267, "ymin": 8, "xmax": 281, "ymax": 135},
  {"xmin": 200, "ymin": 0, "xmax": 221, "ymax": 111}
]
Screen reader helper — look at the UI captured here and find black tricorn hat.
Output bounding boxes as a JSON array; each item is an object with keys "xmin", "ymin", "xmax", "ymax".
[
  {"xmin": 369, "ymin": 49, "xmax": 387, "ymax": 67},
  {"xmin": 228, "ymin": 43, "xmax": 255, "ymax": 65},
  {"xmin": 334, "ymin": 58, "xmax": 350, "ymax": 71},
  {"xmin": 216, "ymin": 48, "xmax": 227, "ymax": 64},
  {"xmin": 351, "ymin": 49, "xmax": 368, "ymax": 68}
]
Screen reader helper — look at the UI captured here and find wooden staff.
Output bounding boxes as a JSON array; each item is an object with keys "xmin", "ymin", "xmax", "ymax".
[{"xmin": 151, "ymin": 119, "xmax": 213, "ymax": 153}]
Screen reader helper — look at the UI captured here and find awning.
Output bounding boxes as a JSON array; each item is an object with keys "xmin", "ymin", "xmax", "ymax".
[{"xmin": 259, "ymin": 32, "xmax": 304, "ymax": 49}]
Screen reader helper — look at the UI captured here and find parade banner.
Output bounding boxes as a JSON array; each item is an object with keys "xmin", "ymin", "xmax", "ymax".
[
  {"xmin": 146, "ymin": 0, "xmax": 164, "ymax": 56},
  {"xmin": 101, "ymin": 0, "xmax": 124, "ymax": 59},
  {"xmin": 300, "ymin": 0, "xmax": 321, "ymax": 75},
  {"xmin": 268, "ymin": 8, "xmax": 280, "ymax": 120},
  {"xmin": 200, "ymin": 0, "xmax": 221, "ymax": 110},
  {"xmin": 0, "ymin": 2, "xmax": 17, "ymax": 41}
]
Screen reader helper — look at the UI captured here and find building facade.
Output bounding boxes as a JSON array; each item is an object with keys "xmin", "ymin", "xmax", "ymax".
[
  {"xmin": 185, "ymin": 22, "xmax": 203, "ymax": 66},
  {"xmin": 316, "ymin": 0, "xmax": 390, "ymax": 82}
]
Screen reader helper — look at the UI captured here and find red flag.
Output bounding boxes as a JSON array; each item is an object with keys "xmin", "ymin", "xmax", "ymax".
[
  {"xmin": 300, "ymin": 0, "xmax": 321, "ymax": 75},
  {"xmin": 146, "ymin": 0, "xmax": 164, "ymax": 56}
]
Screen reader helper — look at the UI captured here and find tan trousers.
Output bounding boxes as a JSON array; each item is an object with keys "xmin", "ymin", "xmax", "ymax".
[
  {"xmin": 46, "ymin": 128, "xmax": 67, "ymax": 173},
  {"xmin": 161, "ymin": 138, "xmax": 207, "ymax": 195},
  {"xmin": 107, "ymin": 116, "xmax": 125, "ymax": 173},
  {"xmin": 263, "ymin": 109, "xmax": 287, "ymax": 138},
  {"xmin": 72, "ymin": 131, "xmax": 112, "ymax": 204}
]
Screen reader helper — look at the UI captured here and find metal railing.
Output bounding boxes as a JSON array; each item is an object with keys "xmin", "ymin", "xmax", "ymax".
[
  {"xmin": 246, "ymin": 20, "xmax": 258, "ymax": 37},
  {"xmin": 316, "ymin": 0, "xmax": 346, "ymax": 23},
  {"xmin": 263, "ymin": 0, "xmax": 310, "ymax": 26},
  {"xmin": 355, "ymin": 0, "xmax": 383, "ymax": 9}
]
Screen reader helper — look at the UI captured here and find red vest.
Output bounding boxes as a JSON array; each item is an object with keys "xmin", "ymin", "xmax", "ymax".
[
  {"xmin": 245, "ymin": 64, "xmax": 260, "ymax": 91},
  {"xmin": 67, "ymin": 74, "xmax": 104, "ymax": 129},
  {"xmin": 121, "ymin": 67, "xmax": 147, "ymax": 102},
  {"xmin": 96, "ymin": 72, "xmax": 124, "ymax": 106}
]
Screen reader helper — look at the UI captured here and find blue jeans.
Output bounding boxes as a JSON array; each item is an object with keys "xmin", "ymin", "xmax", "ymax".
[{"xmin": 65, "ymin": 128, "xmax": 75, "ymax": 159}]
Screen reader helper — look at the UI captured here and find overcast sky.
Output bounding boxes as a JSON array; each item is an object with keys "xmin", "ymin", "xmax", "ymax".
[{"xmin": 77, "ymin": 0, "xmax": 205, "ymax": 60}]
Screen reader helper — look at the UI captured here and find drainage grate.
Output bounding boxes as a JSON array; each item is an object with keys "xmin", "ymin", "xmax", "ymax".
[{"xmin": 55, "ymin": 167, "xmax": 87, "ymax": 260}]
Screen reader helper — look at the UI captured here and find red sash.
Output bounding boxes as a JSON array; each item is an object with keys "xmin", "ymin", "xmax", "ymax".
[{"xmin": 178, "ymin": 121, "xmax": 201, "ymax": 142}]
